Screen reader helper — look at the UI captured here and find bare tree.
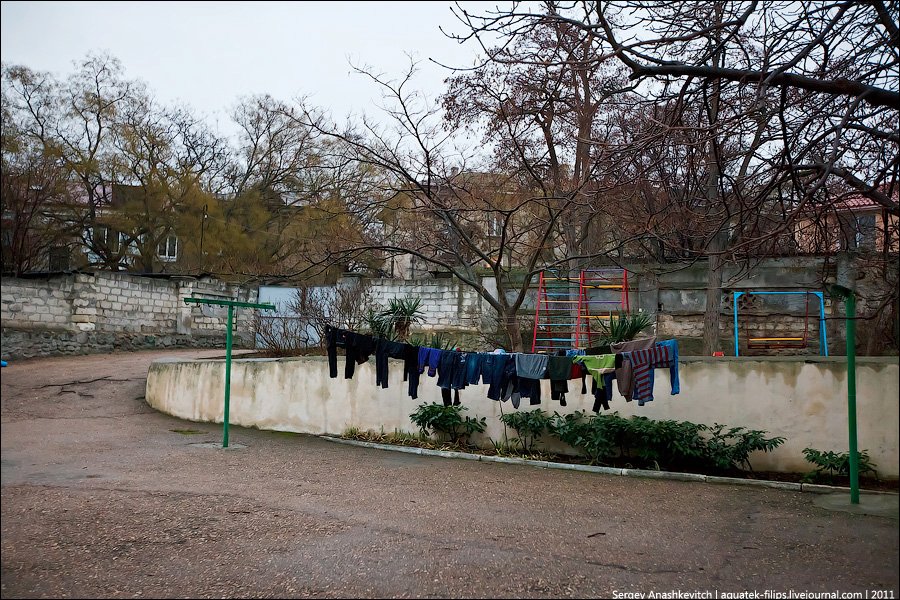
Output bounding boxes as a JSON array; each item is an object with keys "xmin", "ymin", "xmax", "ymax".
[
  {"xmin": 254, "ymin": 278, "xmax": 380, "ymax": 356},
  {"xmin": 453, "ymin": 0, "xmax": 899, "ymax": 352},
  {"xmin": 293, "ymin": 54, "xmax": 649, "ymax": 350},
  {"xmin": 443, "ymin": 18, "xmax": 635, "ymax": 266},
  {"xmin": 108, "ymin": 90, "xmax": 229, "ymax": 272},
  {"xmin": 3, "ymin": 55, "xmax": 137, "ymax": 269},
  {"xmin": 0, "ymin": 147, "xmax": 77, "ymax": 274}
]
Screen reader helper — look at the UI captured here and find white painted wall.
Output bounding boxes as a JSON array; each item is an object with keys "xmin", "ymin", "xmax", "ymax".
[{"xmin": 146, "ymin": 355, "xmax": 900, "ymax": 477}]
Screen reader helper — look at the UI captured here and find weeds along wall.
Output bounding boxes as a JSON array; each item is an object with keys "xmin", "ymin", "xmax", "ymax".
[
  {"xmin": 1, "ymin": 272, "xmax": 257, "ymax": 360},
  {"xmin": 145, "ymin": 355, "xmax": 900, "ymax": 477}
]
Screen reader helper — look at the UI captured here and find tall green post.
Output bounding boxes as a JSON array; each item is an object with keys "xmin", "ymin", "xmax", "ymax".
[
  {"xmin": 223, "ymin": 305, "xmax": 233, "ymax": 448},
  {"xmin": 845, "ymin": 291, "xmax": 859, "ymax": 504},
  {"xmin": 829, "ymin": 284, "xmax": 859, "ymax": 504},
  {"xmin": 184, "ymin": 296, "xmax": 275, "ymax": 449}
]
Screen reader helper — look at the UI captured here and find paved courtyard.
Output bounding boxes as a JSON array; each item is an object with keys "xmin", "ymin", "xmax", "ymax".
[{"xmin": 1, "ymin": 350, "xmax": 898, "ymax": 598}]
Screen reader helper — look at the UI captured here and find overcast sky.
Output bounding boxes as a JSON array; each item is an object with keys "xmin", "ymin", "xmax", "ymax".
[{"xmin": 1, "ymin": 1, "xmax": 497, "ymax": 134}]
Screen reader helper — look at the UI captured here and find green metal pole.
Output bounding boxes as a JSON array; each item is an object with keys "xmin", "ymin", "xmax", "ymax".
[
  {"xmin": 846, "ymin": 292, "xmax": 859, "ymax": 504},
  {"xmin": 223, "ymin": 305, "xmax": 233, "ymax": 448},
  {"xmin": 184, "ymin": 296, "xmax": 273, "ymax": 450}
]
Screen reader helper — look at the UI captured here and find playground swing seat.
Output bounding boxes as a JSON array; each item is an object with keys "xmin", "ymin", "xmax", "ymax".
[
  {"xmin": 746, "ymin": 334, "xmax": 808, "ymax": 350},
  {"xmin": 745, "ymin": 294, "xmax": 811, "ymax": 350}
]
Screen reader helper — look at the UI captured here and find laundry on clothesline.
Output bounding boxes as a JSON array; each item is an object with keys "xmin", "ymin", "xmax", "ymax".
[{"xmin": 324, "ymin": 325, "xmax": 680, "ymax": 412}]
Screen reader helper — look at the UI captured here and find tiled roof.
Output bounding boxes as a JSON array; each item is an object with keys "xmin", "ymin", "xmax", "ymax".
[{"xmin": 834, "ymin": 195, "xmax": 882, "ymax": 211}]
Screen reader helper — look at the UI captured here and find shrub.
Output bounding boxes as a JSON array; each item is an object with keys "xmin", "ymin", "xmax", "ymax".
[
  {"xmin": 365, "ymin": 308, "xmax": 396, "ymax": 340},
  {"xmin": 802, "ymin": 447, "xmax": 878, "ymax": 483},
  {"xmin": 499, "ymin": 409, "xmax": 553, "ymax": 453},
  {"xmin": 341, "ymin": 427, "xmax": 433, "ymax": 447},
  {"xmin": 409, "ymin": 402, "xmax": 487, "ymax": 444},
  {"xmin": 625, "ymin": 416, "xmax": 708, "ymax": 470},
  {"xmin": 704, "ymin": 425, "xmax": 786, "ymax": 472},
  {"xmin": 288, "ymin": 279, "xmax": 379, "ymax": 348},
  {"xmin": 597, "ymin": 311, "xmax": 654, "ymax": 344},
  {"xmin": 254, "ymin": 313, "xmax": 315, "ymax": 356},
  {"xmin": 549, "ymin": 411, "xmax": 624, "ymax": 465},
  {"xmin": 254, "ymin": 279, "xmax": 386, "ymax": 354},
  {"xmin": 375, "ymin": 296, "xmax": 425, "ymax": 341},
  {"xmin": 546, "ymin": 412, "xmax": 785, "ymax": 471}
]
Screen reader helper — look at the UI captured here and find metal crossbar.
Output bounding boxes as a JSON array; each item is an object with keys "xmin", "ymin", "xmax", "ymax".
[{"xmin": 184, "ymin": 296, "xmax": 275, "ymax": 447}]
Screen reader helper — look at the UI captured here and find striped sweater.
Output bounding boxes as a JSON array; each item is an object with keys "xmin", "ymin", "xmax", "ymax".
[{"xmin": 622, "ymin": 339, "xmax": 680, "ymax": 406}]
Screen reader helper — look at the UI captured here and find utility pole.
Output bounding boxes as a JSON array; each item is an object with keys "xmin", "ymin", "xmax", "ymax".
[{"xmin": 199, "ymin": 204, "xmax": 208, "ymax": 272}]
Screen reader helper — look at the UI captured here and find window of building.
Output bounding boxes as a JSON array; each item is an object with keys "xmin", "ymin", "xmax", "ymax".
[
  {"xmin": 157, "ymin": 235, "xmax": 178, "ymax": 262},
  {"xmin": 92, "ymin": 226, "xmax": 120, "ymax": 253},
  {"xmin": 855, "ymin": 214, "xmax": 876, "ymax": 250},
  {"xmin": 48, "ymin": 246, "xmax": 71, "ymax": 271},
  {"xmin": 488, "ymin": 213, "xmax": 503, "ymax": 237}
]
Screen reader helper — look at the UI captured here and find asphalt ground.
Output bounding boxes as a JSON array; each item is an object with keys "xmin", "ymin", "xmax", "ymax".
[{"xmin": 2, "ymin": 350, "xmax": 897, "ymax": 598}]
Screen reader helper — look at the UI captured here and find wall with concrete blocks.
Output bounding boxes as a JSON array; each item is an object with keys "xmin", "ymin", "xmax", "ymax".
[
  {"xmin": 259, "ymin": 254, "xmax": 890, "ymax": 355},
  {"xmin": 1, "ymin": 272, "xmax": 257, "ymax": 359},
  {"xmin": 258, "ymin": 277, "xmax": 484, "ymax": 338},
  {"xmin": 145, "ymin": 355, "xmax": 899, "ymax": 477},
  {"xmin": 367, "ymin": 278, "xmax": 483, "ymax": 330}
]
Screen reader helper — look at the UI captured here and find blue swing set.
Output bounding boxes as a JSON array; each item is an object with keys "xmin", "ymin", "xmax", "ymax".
[{"xmin": 732, "ymin": 291, "xmax": 828, "ymax": 357}]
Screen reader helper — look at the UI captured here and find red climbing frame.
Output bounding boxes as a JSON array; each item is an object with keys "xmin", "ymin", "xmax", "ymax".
[{"xmin": 531, "ymin": 268, "xmax": 630, "ymax": 351}]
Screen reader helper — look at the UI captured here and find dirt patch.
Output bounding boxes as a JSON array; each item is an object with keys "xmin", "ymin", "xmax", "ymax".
[{"xmin": 3, "ymin": 350, "xmax": 898, "ymax": 597}]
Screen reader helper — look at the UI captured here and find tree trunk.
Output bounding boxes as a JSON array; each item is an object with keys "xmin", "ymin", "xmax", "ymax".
[
  {"xmin": 702, "ymin": 235, "xmax": 726, "ymax": 355},
  {"xmin": 502, "ymin": 311, "xmax": 525, "ymax": 352},
  {"xmin": 702, "ymin": 6, "xmax": 725, "ymax": 356}
]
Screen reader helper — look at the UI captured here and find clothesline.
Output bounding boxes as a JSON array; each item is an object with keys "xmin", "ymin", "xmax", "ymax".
[{"xmin": 324, "ymin": 325, "xmax": 680, "ymax": 412}]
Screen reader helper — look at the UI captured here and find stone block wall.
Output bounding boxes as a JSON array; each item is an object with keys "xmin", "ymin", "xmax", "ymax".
[
  {"xmin": 261, "ymin": 260, "xmax": 848, "ymax": 355},
  {"xmin": 367, "ymin": 278, "xmax": 482, "ymax": 330},
  {"xmin": 656, "ymin": 311, "xmax": 826, "ymax": 356},
  {"xmin": 79, "ymin": 272, "xmax": 180, "ymax": 334},
  {"xmin": 1, "ymin": 272, "xmax": 257, "ymax": 360},
  {"xmin": 2, "ymin": 276, "xmax": 75, "ymax": 329},
  {"xmin": 638, "ymin": 258, "xmax": 842, "ymax": 356}
]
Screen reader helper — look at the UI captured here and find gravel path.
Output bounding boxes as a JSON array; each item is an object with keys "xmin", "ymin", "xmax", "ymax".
[{"xmin": 2, "ymin": 350, "xmax": 897, "ymax": 598}]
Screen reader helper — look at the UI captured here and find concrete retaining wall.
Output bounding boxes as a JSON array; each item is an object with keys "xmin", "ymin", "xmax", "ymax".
[{"xmin": 145, "ymin": 355, "xmax": 900, "ymax": 477}]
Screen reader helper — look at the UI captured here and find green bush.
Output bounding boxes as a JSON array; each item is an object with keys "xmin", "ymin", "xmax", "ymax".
[
  {"xmin": 549, "ymin": 411, "xmax": 627, "ymax": 465},
  {"xmin": 365, "ymin": 308, "xmax": 395, "ymax": 340},
  {"xmin": 545, "ymin": 412, "xmax": 785, "ymax": 471},
  {"xmin": 704, "ymin": 425, "xmax": 786, "ymax": 472},
  {"xmin": 499, "ymin": 409, "xmax": 553, "ymax": 453},
  {"xmin": 802, "ymin": 447, "xmax": 878, "ymax": 483},
  {"xmin": 597, "ymin": 311, "xmax": 654, "ymax": 344},
  {"xmin": 409, "ymin": 402, "xmax": 487, "ymax": 444},
  {"xmin": 376, "ymin": 296, "xmax": 425, "ymax": 341},
  {"xmin": 625, "ymin": 416, "xmax": 708, "ymax": 470},
  {"xmin": 364, "ymin": 296, "xmax": 426, "ymax": 342}
]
